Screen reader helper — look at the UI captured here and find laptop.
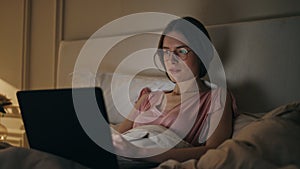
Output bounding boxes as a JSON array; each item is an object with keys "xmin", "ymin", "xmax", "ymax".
[{"xmin": 17, "ymin": 87, "xmax": 119, "ymax": 169}]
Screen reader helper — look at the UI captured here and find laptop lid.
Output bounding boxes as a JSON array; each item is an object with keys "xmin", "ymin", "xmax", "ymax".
[{"xmin": 17, "ymin": 87, "xmax": 119, "ymax": 169}]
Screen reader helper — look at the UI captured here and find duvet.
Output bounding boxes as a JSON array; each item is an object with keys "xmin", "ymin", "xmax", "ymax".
[
  {"xmin": 0, "ymin": 102, "xmax": 299, "ymax": 169},
  {"xmin": 156, "ymin": 102, "xmax": 300, "ymax": 169}
]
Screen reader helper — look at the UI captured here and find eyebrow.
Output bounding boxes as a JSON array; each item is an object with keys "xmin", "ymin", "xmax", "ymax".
[{"xmin": 162, "ymin": 45, "xmax": 189, "ymax": 49}]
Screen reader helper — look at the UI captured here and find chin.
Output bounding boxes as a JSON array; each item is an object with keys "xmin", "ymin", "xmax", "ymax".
[{"xmin": 168, "ymin": 73, "xmax": 192, "ymax": 83}]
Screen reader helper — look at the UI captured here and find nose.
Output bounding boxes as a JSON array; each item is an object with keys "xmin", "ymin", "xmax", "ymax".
[{"xmin": 169, "ymin": 52, "xmax": 179, "ymax": 63}]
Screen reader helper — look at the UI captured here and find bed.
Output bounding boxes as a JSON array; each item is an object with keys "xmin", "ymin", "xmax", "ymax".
[
  {"xmin": 157, "ymin": 102, "xmax": 300, "ymax": 169},
  {"xmin": 1, "ymin": 16, "xmax": 300, "ymax": 169}
]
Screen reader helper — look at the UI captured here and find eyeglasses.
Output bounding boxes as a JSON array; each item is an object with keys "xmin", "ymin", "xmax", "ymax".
[{"xmin": 157, "ymin": 47, "xmax": 192, "ymax": 61}]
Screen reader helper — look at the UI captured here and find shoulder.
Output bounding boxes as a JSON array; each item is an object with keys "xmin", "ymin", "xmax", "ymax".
[
  {"xmin": 204, "ymin": 86, "xmax": 238, "ymax": 116},
  {"xmin": 136, "ymin": 87, "xmax": 164, "ymax": 104},
  {"xmin": 137, "ymin": 87, "xmax": 167, "ymax": 99},
  {"xmin": 136, "ymin": 87, "xmax": 151, "ymax": 100},
  {"xmin": 140, "ymin": 87, "xmax": 151, "ymax": 95},
  {"xmin": 213, "ymin": 87, "xmax": 239, "ymax": 117}
]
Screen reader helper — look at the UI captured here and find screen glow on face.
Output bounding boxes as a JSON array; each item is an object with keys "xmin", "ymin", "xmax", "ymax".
[{"xmin": 162, "ymin": 47, "xmax": 191, "ymax": 61}]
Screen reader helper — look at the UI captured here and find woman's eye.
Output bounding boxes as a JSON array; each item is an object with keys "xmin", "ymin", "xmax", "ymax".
[
  {"xmin": 178, "ymin": 48, "xmax": 188, "ymax": 54},
  {"xmin": 163, "ymin": 50, "xmax": 170, "ymax": 55}
]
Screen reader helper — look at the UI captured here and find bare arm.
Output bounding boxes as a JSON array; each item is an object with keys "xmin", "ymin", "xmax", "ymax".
[{"xmin": 114, "ymin": 93, "xmax": 149, "ymax": 133}]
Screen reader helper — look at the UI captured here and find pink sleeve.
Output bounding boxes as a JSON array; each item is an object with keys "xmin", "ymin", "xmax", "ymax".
[
  {"xmin": 210, "ymin": 88, "xmax": 239, "ymax": 117},
  {"xmin": 127, "ymin": 87, "xmax": 151, "ymax": 121},
  {"xmin": 135, "ymin": 87, "xmax": 151, "ymax": 103}
]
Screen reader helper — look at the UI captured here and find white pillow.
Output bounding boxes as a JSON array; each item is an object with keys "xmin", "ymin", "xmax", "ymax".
[{"xmin": 96, "ymin": 73, "xmax": 174, "ymax": 124}]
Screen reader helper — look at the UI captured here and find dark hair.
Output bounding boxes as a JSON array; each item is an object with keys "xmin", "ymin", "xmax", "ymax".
[{"xmin": 157, "ymin": 16, "xmax": 213, "ymax": 81}]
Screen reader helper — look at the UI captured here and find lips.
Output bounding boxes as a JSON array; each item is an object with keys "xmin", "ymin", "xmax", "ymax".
[{"xmin": 168, "ymin": 68, "xmax": 181, "ymax": 74}]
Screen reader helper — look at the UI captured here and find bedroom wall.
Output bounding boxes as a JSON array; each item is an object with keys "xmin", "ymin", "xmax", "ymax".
[
  {"xmin": 0, "ymin": 0, "xmax": 299, "ymax": 109},
  {"xmin": 0, "ymin": 0, "xmax": 28, "ymax": 104},
  {"xmin": 62, "ymin": 0, "xmax": 300, "ymax": 40},
  {"xmin": 27, "ymin": 0, "xmax": 60, "ymax": 90},
  {"xmin": 29, "ymin": 0, "xmax": 300, "ymax": 87}
]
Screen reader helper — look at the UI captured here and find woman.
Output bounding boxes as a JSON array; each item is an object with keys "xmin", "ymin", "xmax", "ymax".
[{"xmin": 113, "ymin": 16, "xmax": 237, "ymax": 163}]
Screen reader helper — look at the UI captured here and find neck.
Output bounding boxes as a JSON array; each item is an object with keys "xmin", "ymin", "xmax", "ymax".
[{"xmin": 172, "ymin": 77, "xmax": 208, "ymax": 95}]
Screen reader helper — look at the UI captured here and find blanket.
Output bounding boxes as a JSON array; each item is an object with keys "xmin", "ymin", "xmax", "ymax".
[
  {"xmin": 156, "ymin": 101, "xmax": 300, "ymax": 169},
  {"xmin": 122, "ymin": 125, "xmax": 192, "ymax": 149},
  {"xmin": 0, "ymin": 145, "xmax": 88, "ymax": 169},
  {"xmin": 1, "ymin": 102, "xmax": 299, "ymax": 169}
]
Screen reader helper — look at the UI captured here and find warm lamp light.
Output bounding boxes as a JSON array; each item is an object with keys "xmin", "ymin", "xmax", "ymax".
[
  {"xmin": 0, "ymin": 78, "xmax": 20, "ymax": 143},
  {"xmin": 0, "ymin": 113, "xmax": 7, "ymax": 142},
  {"xmin": 0, "ymin": 78, "xmax": 19, "ymax": 106}
]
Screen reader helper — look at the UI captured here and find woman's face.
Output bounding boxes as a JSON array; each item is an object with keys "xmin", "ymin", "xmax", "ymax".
[{"xmin": 163, "ymin": 31, "xmax": 201, "ymax": 83}]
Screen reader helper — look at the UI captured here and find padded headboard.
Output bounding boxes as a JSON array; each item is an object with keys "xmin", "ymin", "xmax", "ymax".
[{"xmin": 57, "ymin": 16, "xmax": 300, "ymax": 113}]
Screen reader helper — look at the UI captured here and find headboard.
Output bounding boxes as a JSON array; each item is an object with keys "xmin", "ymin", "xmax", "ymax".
[{"xmin": 57, "ymin": 16, "xmax": 300, "ymax": 113}]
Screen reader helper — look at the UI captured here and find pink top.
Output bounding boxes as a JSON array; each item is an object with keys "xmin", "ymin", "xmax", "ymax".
[{"xmin": 128, "ymin": 87, "xmax": 238, "ymax": 146}]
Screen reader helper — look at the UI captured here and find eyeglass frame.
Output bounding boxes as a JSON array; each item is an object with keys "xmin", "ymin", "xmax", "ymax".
[{"xmin": 156, "ymin": 46, "xmax": 192, "ymax": 61}]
